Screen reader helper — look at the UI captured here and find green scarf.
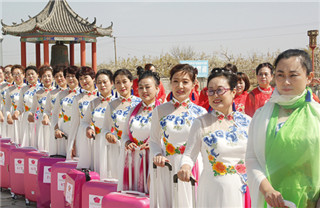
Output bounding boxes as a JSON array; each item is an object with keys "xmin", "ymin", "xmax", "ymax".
[{"xmin": 265, "ymin": 88, "xmax": 320, "ymax": 208}]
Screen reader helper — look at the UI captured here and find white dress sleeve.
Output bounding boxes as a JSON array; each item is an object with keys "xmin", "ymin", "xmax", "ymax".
[
  {"xmin": 51, "ymin": 90, "xmax": 65, "ymax": 128},
  {"xmin": 180, "ymin": 118, "xmax": 202, "ymax": 168},
  {"xmin": 149, "ymin": 106, "xmax": 163, "ymax": 158},
  {"xmin": 66, "ymin": 95, "xmax": 81, "ymax": 160},
  {"xmin": 80, "ymin": 98, "xmax": 96, "ymax": 131},
  {"xmin": 5, "ymin": 87, "xmax": 12, "ymax": 116},
  {"xmin": 101, "ymin": 103, "xmax": 113, "ymax": 139},
  {"xmin": 43, "ymin": 91, "xmax": 52, "ymax": 118},
  {"xmin": 16, "ymin": 86, "xmax": 27, "ymax": 114},
  {"xmin": 30, "ymin": 91, "xmax": 39, "ymax": 114}
]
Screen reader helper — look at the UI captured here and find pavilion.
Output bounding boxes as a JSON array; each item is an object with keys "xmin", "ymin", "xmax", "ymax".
[{"xmin": 1, "ymin": 0, "xmax": 113, "ymax": 71}]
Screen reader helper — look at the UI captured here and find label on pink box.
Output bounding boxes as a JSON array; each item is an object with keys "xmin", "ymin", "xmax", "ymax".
[
  {"xmin": 43, "ymin": 166, "xmax": 52, "ymax": 183},
  {"xmin": 14, "ymin": 158, "xmax": 24, "ymax": 173},
  {"xmin": 65, "ymin": 182, "xmax": 73, "ymax": 204},
  {"xmin": 0, "ymin": 151, "xmax": 4, "ymax": 166},
  {"xmin": 57, "ymin": 173, "xmax": 66, "ymax": 191},
  {"xmin": 89, "ymin": 194, "xmax": 103, "ymax": 208},
  {"xmin": 29, "ymin": 158, "xmax": 38, "ymax": 175}
]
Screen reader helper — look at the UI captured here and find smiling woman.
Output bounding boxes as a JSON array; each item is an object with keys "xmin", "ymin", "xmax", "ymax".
[{"xmin": 177, "ymin": 68, "xmax": 251, "ymax": 207}]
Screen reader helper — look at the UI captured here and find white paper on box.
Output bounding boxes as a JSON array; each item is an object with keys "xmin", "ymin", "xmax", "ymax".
[
  {"xmin": 89, "ymin": 194, "xmax": 103, "ymax": 208},
  {"xmin": 65, "ymin": 182, "xmax": 73, "ymax": 204},
  {"xmin": 28, "ymin": 158, "xmax": 38, "ymax": 175},
  {"xmin": 0, "ymin": 151, "xmax": 4, "ymax": 166},
  {"xmin": 43, "ymin": 166, "xmax": 52, "ymax": 183},
  {"xmin": 57, "ymin": 173, "xmax": 67, "ymax": 191},
  {"xmin": 14, "ymin": 158, "xmax": 24, "ymax": 173}
]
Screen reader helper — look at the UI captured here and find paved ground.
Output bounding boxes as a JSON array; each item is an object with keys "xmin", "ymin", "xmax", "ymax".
[{"xmin": 0, "ymin": 189, "xmax": 36, "ymax": 208}]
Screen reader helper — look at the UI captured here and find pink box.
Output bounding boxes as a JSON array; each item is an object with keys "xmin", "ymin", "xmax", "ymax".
[
  {"xmin": 0, "ymin": 137, "xmax": 11, "ymax": 143},
  {"xmin": 0, "ymin": 143, "xmax": 16, "ymax": 189},
  {"xmin": 64, "ymin": 169, "xmax": 100, "ymax": 208},
  {"xmin": 9, "ymin": 147, "xmax": 37, "ymax": 197},
  {"xmin": 51, "ymin": 160, "xmax": 78, "ymax": 208},
  {"xmin": 24, "ymin": 151, "xmax": 48, "ymax": 204},
  {"xmin": 37, "ymin": 156, "xmax": 66, "ymax": 208},
  {"xmin": 81, "ymin": 180, "xmax": 117, "ymax": 208},
  {"xmin": 101, "ymin": 191, "xmax": 149, "ymax": 208}
]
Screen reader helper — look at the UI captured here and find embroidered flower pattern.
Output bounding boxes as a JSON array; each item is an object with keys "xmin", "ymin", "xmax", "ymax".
[
  {"xmin": 94, "ymin": 125, "xmax": 101, "ymax": 135},
  {"xmin": 215, "ymin": 111, "xmax": 234, "ymax": 123},
  {"xmin": 172, "ymin": 98, "xmax": 190, "ymax": 109},
  {"xmin": 163, "ymin": 137, "xmax": 187, "ymax": 156},
  {"xmin": 110, "ymin": 126, "xmax": 122, "ymax": 140},
  {"xmin": 24, "ymin": 105, "xmax": 30, "ymax": 112},
  {"xmin": 61, "ymin": 112, "xmax": 71, "ymax": 123}
]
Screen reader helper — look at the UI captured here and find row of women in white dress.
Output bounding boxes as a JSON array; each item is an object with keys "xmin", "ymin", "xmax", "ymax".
[{"xmin": 0, "ymin": 63, "xmax": 251, "ymax": 208}]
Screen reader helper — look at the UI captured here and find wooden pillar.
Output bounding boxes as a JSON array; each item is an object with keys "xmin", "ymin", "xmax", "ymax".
[
  {"xmin": 43, "ymin": 40, "xmax": 49, "ymax": 65},
  {"xmin": 70, "ymin": 43, "xmax": 74, "ymax": 66},
  {"xmin": 80, "ymin": 40, "xmax": 86, "ymax": 66},
  {"xmin": 36, "ymin": 43, "xmax": 41, "ymax": 68},
  {"xmin": 92, "ymin": 42, "xmax": 97, "ymax": 72},
  {"xmin": 21, "ymin": 41, "xmax": 26, "ymax": 67}
]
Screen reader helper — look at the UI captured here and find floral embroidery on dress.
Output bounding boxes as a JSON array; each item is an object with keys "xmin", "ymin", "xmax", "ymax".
[
  {"xmin": 61, "ymin": 111, "xmax": 71, "ymax": 123},
  {"xmin": 163, "ymin": 137, "xmax": 186, "ymax": 155},
  {"xmin": 171, "ymin": 97, "xmax": 191, "ymax": 109},
  {"xmin": 110, "ymin": 126, "xmax": 122, "ymax": 140},
  {"xmin": 215, "ymin": 110, "xmax": 234, "ymax": 123}
]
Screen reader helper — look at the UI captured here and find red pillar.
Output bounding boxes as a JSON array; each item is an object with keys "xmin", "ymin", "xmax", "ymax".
[
  {"xmin": 36, "ymin": 43, "xmax": 41, "ymax": 68},
  {"xmin": 70, "ymin": 43, "xmax": 74, "ymax": 66},
  {"xmin": 43, "ymin": 40, "xmax": 49, "ymax": 65},
  {"xmin": 21, "ymin": 41, "xmax": 26, "ymax": 67},
  {"xmin": 80, "ymin": 40, "xmax": 86, "ymax": 66},
  {"xmin": 92, "ymin": 42, "xmax": 97, "ymax": 72}
]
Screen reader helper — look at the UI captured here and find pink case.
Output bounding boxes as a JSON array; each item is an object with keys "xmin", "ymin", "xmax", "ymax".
[
  {"xmin": 81, "ymin": 180, "xmax": 118, "ymax": 208},
  {"xmin": 0, "ymin": 143, "xmax": 16, "ymax": 189},
  {"xmin": 51, "ymin": 161, "xmax": 78, "ymax": 208},
  {"xmin": 0, "ymin": 137, "xmax": 11, "ymax": 143},
  {"xmin": 101, "ymin": 191, "xmax": 149, "ymax": 208},
  {"xmin": 9, "ymin": 146, "xmax": 37, "ymax": 197},
  {"xmin": 37, "ymin": 156, "xmax": 66, "ymax": 208},
  {"xmin": 64, "ymin": 169, "xmax": 100, "ymax": 208},
  {"xmin": 24, "ymin": 151, "xmax": 48, "ymax": 204}
]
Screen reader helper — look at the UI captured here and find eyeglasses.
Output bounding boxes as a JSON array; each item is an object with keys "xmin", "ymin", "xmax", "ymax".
[
  {"xmin": 12, "ymin": 73, "xmax": 23, "ymax": 77},
  {"xmin": 207, "ymin": 87, "xmax": 230, "ymax": 96}
]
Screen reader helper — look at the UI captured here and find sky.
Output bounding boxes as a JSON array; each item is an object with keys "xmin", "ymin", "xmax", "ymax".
[{"xmin": 0, "ymin": 0, "xmax": 319, "ymax": 66}]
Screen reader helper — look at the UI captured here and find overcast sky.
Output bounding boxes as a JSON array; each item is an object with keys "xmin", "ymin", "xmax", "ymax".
[{"xmin": 1, "ymin": 0, "xmax": 319, "ymax": 66}]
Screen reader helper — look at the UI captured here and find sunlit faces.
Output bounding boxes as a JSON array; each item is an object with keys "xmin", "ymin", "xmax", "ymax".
[
  {"xmin": 12, "ymin": 68, "xmax": 25, "ymax": 85},
  {"xmin": 4, "ymin": 67, "xmax": 13, "ymax": 83},
  {"xmin": 208, "ymin": 76, "xmax": 236, "ymax": 115},
  {"xmin": 41, "ymin": 70, "xmax": 53, "ymax": 88},
  {"xmin": 65, "ymin": 73, "xmax": 79, "ymax": 90},
  {"xmin": 0, "ymin": 68, "xmax": 4, "ymax": 83},
  {"xmin": 275, "ymin": 57, "xmax": 313, "ymax": 96},
  {"xmin": 96, "ymin": 74, "xmax": 113, "ymax": 97},
  {"xmin": 79, "ymin": 75, "xmax": 95, "ymax": 91},
  {"xmin": 257, "ymin": 67, "xmax": 273, "ymax": 88},
  {"xmin": 236, "ymin": 79, "xmax": 245, "ymax": 95},
  {"xmin": 171, "ymin": 71, "xmax": 195, "ymax": 103},
  {"xmin": 54, "ymin": 72, "xmax": 67, "ymax": 88},
  {"xmin": 138, "ymin": 77, "xmax": 159, "ymax": 105},
  {"xmin": 25, "ymin": 69, "xmax": 38, "ymax": 85},
  {"xmin": 114, "ymin": 74, "xmax": 133, "ymax": 98}
]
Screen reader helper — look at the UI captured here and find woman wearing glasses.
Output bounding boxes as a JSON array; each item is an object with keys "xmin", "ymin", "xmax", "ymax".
[
  {"xmin": 150, "ymin": 64, "xmax": 206, "ymax": 208},
  {"xmin": 245, "ymin": 63, "xmax": 274, "ymax": 117},
  {"xmin": 5, "ymin": 65, "xmax": 26, "ymax": 143},
  {"xmin": 177, "ymin": 68, "xmax": 251, "ymax": 207}
]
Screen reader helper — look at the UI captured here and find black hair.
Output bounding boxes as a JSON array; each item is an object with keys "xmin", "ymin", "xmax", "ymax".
[
  {"xmin": 53, "ymin": 65, "xmax": 67, "ymax": 77},
  {"xmin": 25, "ymin": 65, "xmax": 38, "ymax": 74},
  {"xmin": 76, "ymin": 66, "xmax": 95, "ymax": 80},
  {"xmin": 236, "ymin": 72, "xmax": 250, "ymax": 92},
  {"xmin": 64, "ymin": 65, "xmax": 80, "ymax": 78},
  {"xmin": 96, "ymin": 69, "xmax": 113, "ymax": 83},
  {"xmin": 207, "ymin": 68, "xmax": 238, "ymax": 90},
  {"xmin": 136, "ymin": 66, "xmax": 145, "ymax": 77},
  {"xmin": 39, "ymin": 65, "xmax": 53, "ymax": 78},
  {"xmin": 113, "ymin": 69, "xmax": 133, "ymax": 83},
  {"xmin": 224, "ymin": 63, "xmax": 238, "ymax": 73},
  {"xmin": 170, "ymin": 64, "xmax": 197, "ymax": 82},
  {"xmin": 255, "ymin": 62, "xmax": 274, "ymax": 75},
  {"xmin": 138, "ymin": 70, "xmax": 160, "ymax": 86},
  {"xmin": 274, "ymin": 49, "xmax": 312, "ymax": 75}
]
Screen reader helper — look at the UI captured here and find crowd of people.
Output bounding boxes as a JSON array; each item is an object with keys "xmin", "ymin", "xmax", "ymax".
[{"xmin": 0, "ymin": 48, "xmax": 319, "ymax": 207}]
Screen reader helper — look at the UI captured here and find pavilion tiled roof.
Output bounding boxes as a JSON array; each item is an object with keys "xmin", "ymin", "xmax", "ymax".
[{"xmin": 1, "ymin": 0, "xmax": 112, "ymax": 37}]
